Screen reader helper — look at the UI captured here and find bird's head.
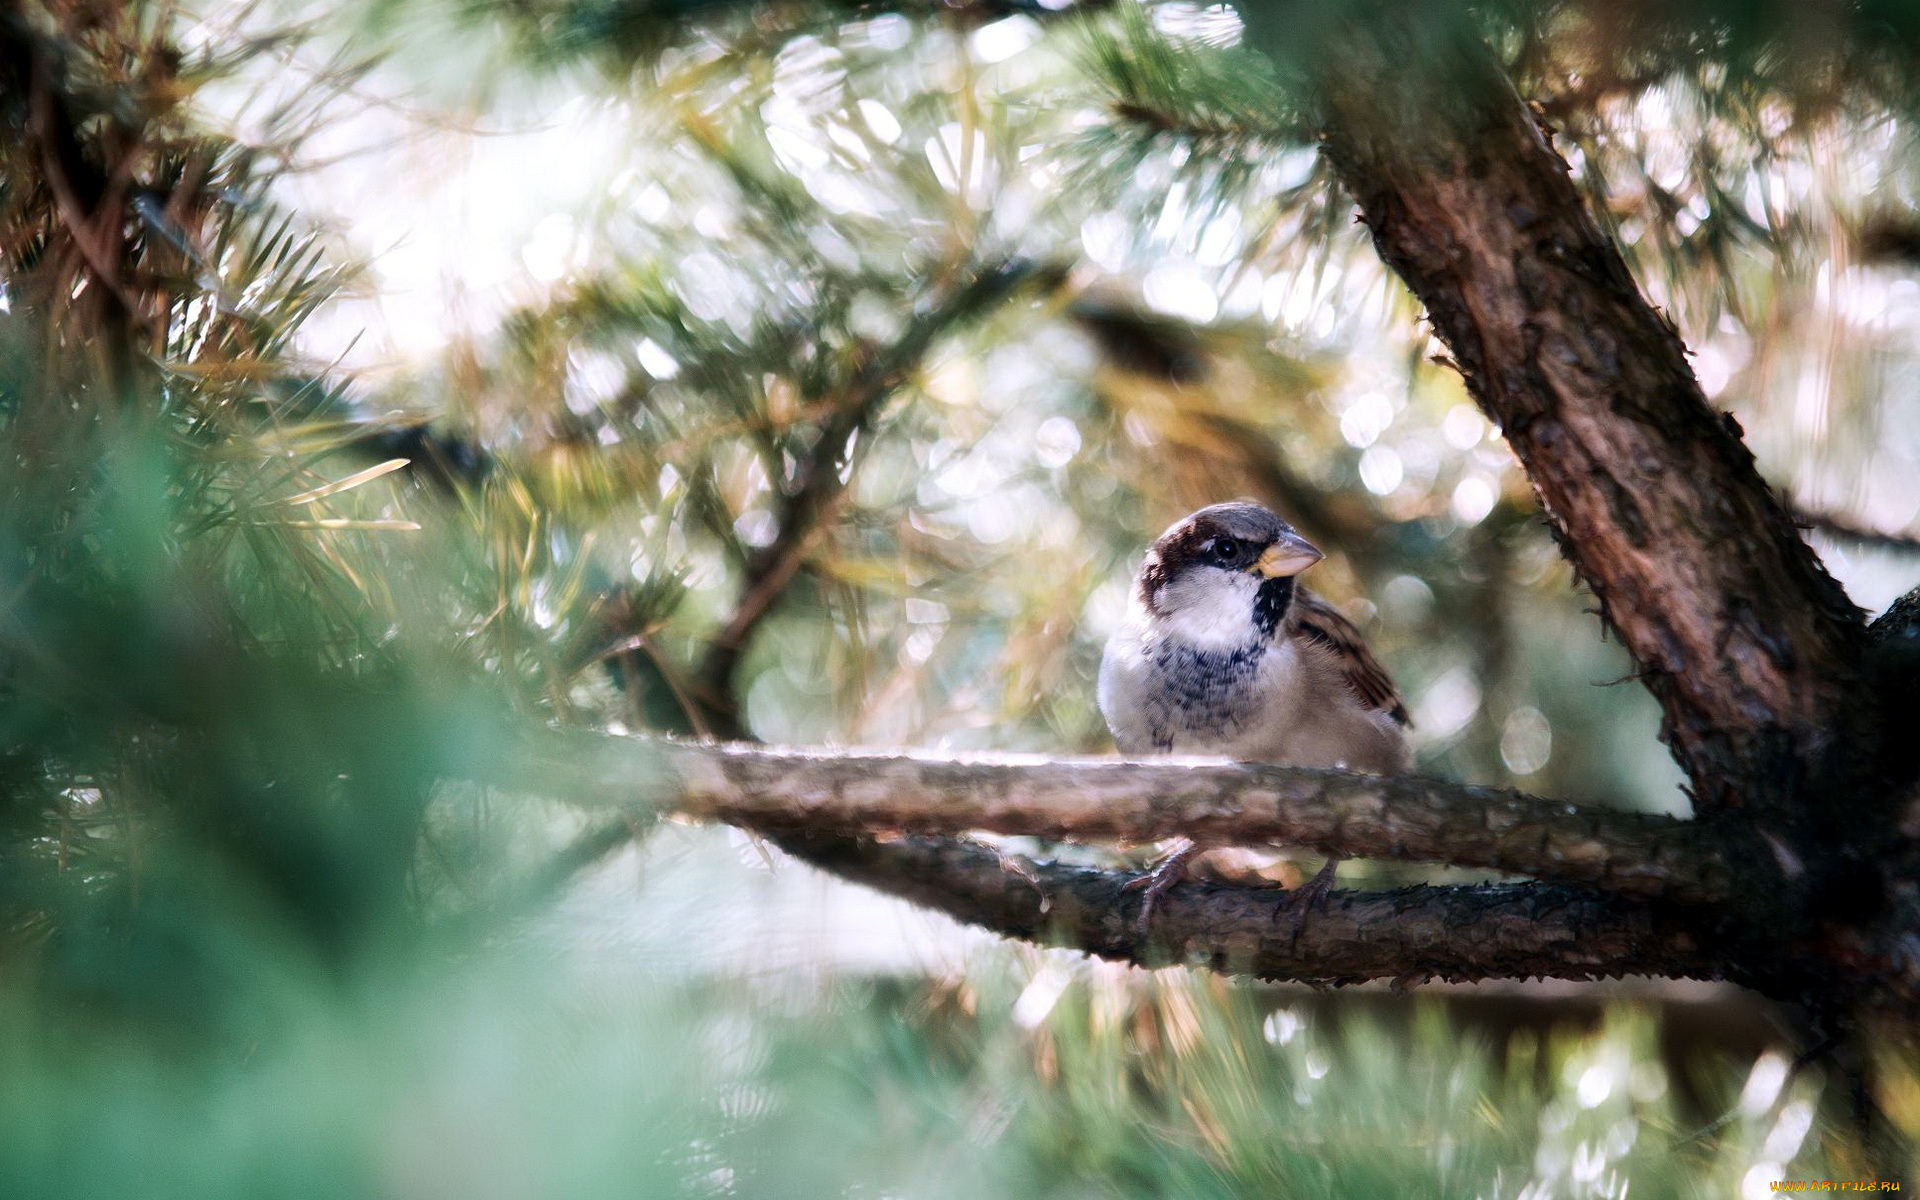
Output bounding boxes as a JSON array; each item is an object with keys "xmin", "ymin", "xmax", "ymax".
[{"xmin": 1134, "ymin": 502, "xmax": 1323, "ymax": 648}]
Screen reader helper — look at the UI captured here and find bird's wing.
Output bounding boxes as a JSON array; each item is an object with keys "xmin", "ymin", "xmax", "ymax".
[{"xmin": 1290, "ymin": 588, "xmax": 1410, "ymax": 726}]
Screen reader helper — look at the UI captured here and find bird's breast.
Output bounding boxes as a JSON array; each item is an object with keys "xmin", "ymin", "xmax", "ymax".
[
  {"xmin": 1099, "ymin": 629, "xmax": 1298, "ymax": 754},
  {"xmin": 1101, "ymin": 623, "xmax": 1411, "ymax": 772}
]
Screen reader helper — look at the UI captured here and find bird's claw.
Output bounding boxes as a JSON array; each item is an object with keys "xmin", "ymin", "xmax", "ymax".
[
  {"xmin": 1292, "ymin": 856, "xmax": 1342, "ymax": 913},
  {"xmin": 1276, "ymin": 855, "xmax": 1342, "ymax": 948},
  {"xmin": 1124, "ymin": 838, "xmax": 1197, "ymax": 936}
]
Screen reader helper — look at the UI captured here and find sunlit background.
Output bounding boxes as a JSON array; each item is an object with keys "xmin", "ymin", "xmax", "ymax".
[{"xmin": 2, "ymin": 0, "xmax": 1917, "ymax": 1194}]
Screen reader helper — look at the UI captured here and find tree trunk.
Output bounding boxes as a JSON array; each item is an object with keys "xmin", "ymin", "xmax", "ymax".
[
  {"xmin": 1307, "ymin": 18, "xmax": 1867, "ymax": 825},
  {"xmin": 1275, "ymin": 12, "xmax": 1919, "ymax": 1020}
]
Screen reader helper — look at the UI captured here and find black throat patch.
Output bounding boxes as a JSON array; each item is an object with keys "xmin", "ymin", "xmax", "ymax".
[{"xmin": 1252, "ymin": 576, "xmax": 1296, "ymax": 637}]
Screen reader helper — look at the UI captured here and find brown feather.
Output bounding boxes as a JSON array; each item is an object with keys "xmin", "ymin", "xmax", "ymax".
[{"xmin": 1290, "ymin": 588, "xmax": 1409, "ymax": 726}]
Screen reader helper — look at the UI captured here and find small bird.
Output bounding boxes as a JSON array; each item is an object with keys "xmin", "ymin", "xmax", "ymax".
[{"xmin": 1098, "ymin": 501, "xmax": 1411, "ymax": 925}]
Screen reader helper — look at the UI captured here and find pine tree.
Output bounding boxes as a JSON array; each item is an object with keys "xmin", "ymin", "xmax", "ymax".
[{"xmin": 0, "ymin": 0, "xmax": 1916, "ymax": 1193}]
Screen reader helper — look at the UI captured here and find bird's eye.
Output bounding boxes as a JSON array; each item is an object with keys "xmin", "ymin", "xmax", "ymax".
[{"xmin": 1208, "ymin": 538, "xmax": 1243, "ymax": 565}]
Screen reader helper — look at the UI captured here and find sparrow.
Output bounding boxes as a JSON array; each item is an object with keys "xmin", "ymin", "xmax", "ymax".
[{"xmin": 1098, "ymin": 501, "xmax": 1412, "ymax": 925}]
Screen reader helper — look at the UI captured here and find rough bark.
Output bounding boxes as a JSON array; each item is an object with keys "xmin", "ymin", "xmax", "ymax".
[
  {"xmin": 1309, "ymin": 20, "xmax": 1868, "ymax": 820},
  {"xmin": 1868, "ymin": 588, "xmax": 1920, "ymax": 1010},
  {"xmin": 1290, "ymin": 23, "xmax": 1920, "ymax": 1148},
  {"xmin": 1871, "ymin": 587, "xmax": 1920, "ymax": 813},
  {"xmin": 775, "ymin": 832, "xmax": 1727, "ymax": 987},
  {"xmin": 652, "ymin": 742, "xmax": 1728, "ymax": 902}
]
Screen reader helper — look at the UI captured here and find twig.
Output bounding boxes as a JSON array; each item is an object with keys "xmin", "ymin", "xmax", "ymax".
[
  {"xmin": 688, "ymin": 258, "xmax": 1053, "ymax": 736},
  {"xmin": 1795, "ymin": 506, "xmax": 1920, "ymax": 555}
]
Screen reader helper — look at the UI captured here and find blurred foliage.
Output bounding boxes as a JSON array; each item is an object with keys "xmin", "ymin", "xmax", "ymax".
[
  {"xmin": 0, "ymin": 937, "xmax": 1876, "ymax": 1199},
  {"xmin": 1, "ymin": 0, "xmax": 1918, "ymax": 1194}
]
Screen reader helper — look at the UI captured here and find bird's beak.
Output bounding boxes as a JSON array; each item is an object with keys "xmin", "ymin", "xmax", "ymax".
[{"xmin": 1252, "ymin": 533, "xmax": 1323, "ymax": 578}]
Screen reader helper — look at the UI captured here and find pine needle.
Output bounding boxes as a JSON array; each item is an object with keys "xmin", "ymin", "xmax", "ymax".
[
  {"xmin": 280, "ymin": 458, "xmax": 412, "ymax": 505},
  {"xmin": 281, "ymin": 517, "xmax": 423, "ymax": 531}
]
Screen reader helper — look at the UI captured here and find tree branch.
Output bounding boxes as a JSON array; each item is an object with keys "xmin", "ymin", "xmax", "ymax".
[
  {"xmin": 772, "ymin": 832, "xmax": 1727, "ymax": 987},
  {"xmin": 1304, "ymin": 17, "xmax": 1868, "ymax": 817},
  {"xmin": 1796, "ymin": 507, "xmax": 1920, "ymax": 556},
  {"xmin": 498, "ymin": 731, "xmax": 1739, "ymax": 987},
  {"xmin": 643, "ymin": 741, "xmax": 1729, "ymax": 902},
  {"xmin": 689, "ymin": 257, "xmax": 1054, "ymax": 738}
]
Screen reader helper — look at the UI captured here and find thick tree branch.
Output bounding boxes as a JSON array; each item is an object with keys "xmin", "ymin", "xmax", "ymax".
[
  {"xmin": 1305, "ymin": 18, "xmax": 1867, "ymax": 817},
  {"xmin": 774, "ymin": 832, "xmax": 1727, "ymax": 987},
  {"xmin": 505, "ymin": 729, "xmax": 1737, "ymax": 987},
  {"xmin": 644, "ymin": 741, "xmax": 1729, "ymax": 902}
]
